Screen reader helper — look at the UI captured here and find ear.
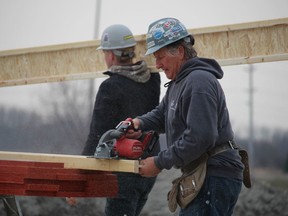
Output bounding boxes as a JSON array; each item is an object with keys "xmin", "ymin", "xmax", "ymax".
[
  {"xmin": 108, "ymin": 50, "xmax": 114, "ymax": 59},
  {"xmin": 178, "ymin": 46, "xmax": 185, "ymax": 60}
]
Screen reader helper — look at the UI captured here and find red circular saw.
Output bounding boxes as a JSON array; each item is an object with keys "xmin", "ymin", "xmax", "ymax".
[{"xmin": 94, "ymin": 120, "xmax": 158, "ymax": 159}]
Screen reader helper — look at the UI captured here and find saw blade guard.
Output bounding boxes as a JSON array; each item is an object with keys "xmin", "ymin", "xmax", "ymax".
[{"xmin": 94, "ymin": 130, "xmax": 118, "ymax": 159}]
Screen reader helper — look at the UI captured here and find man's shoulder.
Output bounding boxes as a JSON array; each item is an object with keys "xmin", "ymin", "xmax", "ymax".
[
  {"xmin": 187, "ymin": 69, "xmax": 216, "ymax": 82},
  {"xmin": 99, "ymin": 76, "xmax": 122, "ymax": 90}
]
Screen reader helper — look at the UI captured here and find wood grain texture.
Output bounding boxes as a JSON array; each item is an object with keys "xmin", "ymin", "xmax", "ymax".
[
  {"xmin": 1, "ymin": 18, "xmax": 287, "ymax": 87},
  {"xmin": 0, "ymin": 151, "xmax": 139, "ymax": 173}
]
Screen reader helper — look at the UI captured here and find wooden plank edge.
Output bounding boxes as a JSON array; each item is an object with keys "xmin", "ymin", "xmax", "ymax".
[
  {"xmin": 190, "ymin": 17, "xmax": 288, "ymax": 35},
  {"xmin": 0, "ymin": 71, "xmax": 108, "ymax": 87},
  {"xmin": 0, "ymin": 151, "xmax": 139, "ymax": 174},
  {"xmin": 150, "ymin": 53, "xmax": 288, "ymax": 69},
  {"xmin": 0, "ymin": 69, "xmax": 159, "ymax": 87},
  {"xmin": 218, "ymin": 53, "xmax": 288, "ymax": 66},
  {"xmin": 0, "ymin": 40, "xmax": 100, "ymax": 57}
]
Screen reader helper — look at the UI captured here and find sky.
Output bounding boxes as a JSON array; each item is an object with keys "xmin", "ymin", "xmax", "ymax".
[{"xmin": 0, "ymin": 0, "xmax": 288, "ymax": 136}]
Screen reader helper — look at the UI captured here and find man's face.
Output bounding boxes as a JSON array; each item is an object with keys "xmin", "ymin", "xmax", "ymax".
[{"xmin": 153, "ymin": 46, "xmax": 184, "ymax": 80}]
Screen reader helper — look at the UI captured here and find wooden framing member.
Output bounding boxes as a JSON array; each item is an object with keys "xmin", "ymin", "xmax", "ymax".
[
  {"xmin": 0, "ymin": 160, "xmax": 119, "ymax": 197},
  {"xmin": 0, "ymin": 17, "xmax": 287, "ymax": 87},
  {"xmin": 0, "ymin": 151, "xmax": 139, "ymax": 173}
]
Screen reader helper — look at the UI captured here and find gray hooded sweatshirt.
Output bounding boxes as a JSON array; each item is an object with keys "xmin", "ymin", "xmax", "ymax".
[{"xmin": 138, "ymin": 57, "xmax": 244, "ymax": 180}]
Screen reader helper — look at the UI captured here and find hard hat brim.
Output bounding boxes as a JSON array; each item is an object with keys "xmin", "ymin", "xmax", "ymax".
[
  {"xmin": 145, "ymin": 46, "xmax": 161, "ymax": 56},
  {"xmin": 145, "ymin": 33, "xmax": 191, "ymax": 56},
  {"xmin": 96, "ymin": 43, "xmax": 136, "ymax": 51}
]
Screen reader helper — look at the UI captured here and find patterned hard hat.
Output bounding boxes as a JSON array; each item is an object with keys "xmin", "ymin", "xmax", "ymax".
[
  {"xmin": 97, "ymin": 24, "xmax": 136, "ymax": 50},
  {"xmin": 145, "ymin": 17, "xmax": 191, "ymax": 55}
]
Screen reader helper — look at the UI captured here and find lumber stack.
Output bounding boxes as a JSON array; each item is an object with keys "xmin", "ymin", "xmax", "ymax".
[
  {"xmin": 0, "ymin": 160, "xmax": 118, "ymax": 197},
  {"xmin": 0, "ymin": 151, "xmax": 139, "ymax": 198}
]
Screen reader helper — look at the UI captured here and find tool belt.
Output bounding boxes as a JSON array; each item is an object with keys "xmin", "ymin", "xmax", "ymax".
[{"xmin": 167, "ymin": 141, "xmax": 251, "ymax": 213}]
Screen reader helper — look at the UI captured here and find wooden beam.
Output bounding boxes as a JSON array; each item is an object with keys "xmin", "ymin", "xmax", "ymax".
[
  {"xmin": 0, "ymin": 160, "xmax": 119, "ymax": 197},
  {"xmin": 0, "ymin": 151, "xmax": 139, "ymax": 173},
  {"xmin": 0, "ymin": 18, "xmax": 287, "ymax": 87}
]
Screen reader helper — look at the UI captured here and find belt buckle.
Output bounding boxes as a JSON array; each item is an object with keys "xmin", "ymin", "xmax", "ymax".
[{"xmin": 228, "ymin": 140, "xmax": 235, "ymax": 149}]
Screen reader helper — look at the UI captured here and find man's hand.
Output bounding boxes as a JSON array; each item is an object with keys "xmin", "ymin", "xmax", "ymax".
[
  {"xmin": 139, "ymin": 157, "xmax": 161, "ymax": 177},
  {"xmin": 126, "ymin": 129, "xmax": 142, "ymax": 139},
  {"xmin": 66, "ymin": 197, "xmax": 77, "ymax": 206},
  {"xmin": 125, "ymin": 118, "xmax": 142, "ymax": 139}
]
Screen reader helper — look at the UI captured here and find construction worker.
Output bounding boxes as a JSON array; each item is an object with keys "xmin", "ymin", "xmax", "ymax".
[
  {"xmin": 124, "ymin": 17, "xmax": 247, "ymax": 215},
  {"xmin": 67, "ymin": 24, "xmax": 161, "ymax": 216}
]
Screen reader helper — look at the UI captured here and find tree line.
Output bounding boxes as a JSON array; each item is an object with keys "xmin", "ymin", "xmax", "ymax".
[
  {"xmin": 1, "ymin": 105, "xmax": 288, "ymax": 172},
  {"xmin": 1, "ymin": 79, "xmax": 288, "ymax": 172}
]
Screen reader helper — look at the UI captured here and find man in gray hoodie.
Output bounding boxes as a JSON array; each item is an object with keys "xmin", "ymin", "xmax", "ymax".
[{"xmin": 126, "ymin": 17, "xmax": 246, "ymax": 216}]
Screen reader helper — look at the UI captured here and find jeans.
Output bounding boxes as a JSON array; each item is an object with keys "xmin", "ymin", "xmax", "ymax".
[
  {"xmin": 179, "ymin": 176, "xmax": 242, "ymax": 216},
  {"xmin": 105, "ymin": 172, "xmax": 157, "ymax": 216}
]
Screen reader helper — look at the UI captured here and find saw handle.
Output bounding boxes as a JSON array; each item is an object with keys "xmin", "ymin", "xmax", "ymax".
[
  {"xmin": 125, "ymin": 117, "xmax": 139, "ymax": 131},
  {"xmin": 116, "ymin": 118, "xmax": 142, "ymax": 140},
  {"xmin": 114, "ymin": 118, "xmax": 139, "ymax": 139},
  {"xmin": 115, "ymin": 120, "xmax": 132, "ymax": 132}
]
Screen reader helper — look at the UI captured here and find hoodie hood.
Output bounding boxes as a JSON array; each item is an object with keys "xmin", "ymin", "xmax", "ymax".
[
  {"xmin": 175, "ymin": 57, "xmax": 223, "ymax": 84},
  {"xmin": 104, "ymin": 60, "xmax": 151, "ymax": 83}
]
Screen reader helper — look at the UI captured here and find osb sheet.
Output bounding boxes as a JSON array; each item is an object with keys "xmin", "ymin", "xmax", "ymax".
[{"xmin": 0, "ymin": 18, "xmax": 287, "ymax": 87}]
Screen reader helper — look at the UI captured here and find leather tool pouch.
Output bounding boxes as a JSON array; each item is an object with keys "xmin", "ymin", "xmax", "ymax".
[
  {"xmin": 167, "ymin": 141, "xmax": 252, "ymax": 213},
  {"xmin": 239, "ymin": 149, "xmax": 252, "ymax": 188},
  {"xmin": 167, "ymin": 154, "xmax": 208, "ymax": 213}
]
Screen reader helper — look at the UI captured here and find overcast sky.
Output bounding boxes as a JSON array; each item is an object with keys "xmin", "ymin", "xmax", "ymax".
[{"xmin": 0, "ymin": 0, "xmax": 288, "ymax": 136}]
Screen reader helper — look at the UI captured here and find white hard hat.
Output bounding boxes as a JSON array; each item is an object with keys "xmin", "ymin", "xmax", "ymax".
[{"xmin": 97, "ymin": 24, "xmax": 136, "ymax": 50}]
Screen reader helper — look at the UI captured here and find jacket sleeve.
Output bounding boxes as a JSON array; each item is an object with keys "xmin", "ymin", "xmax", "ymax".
[
  {"xmin": 138, "ymin": 96, "xmax": 166, "ymax": 133},
  {"xmin": 155, "ymin": 76, "xmax": 219, "ymax": 170}
]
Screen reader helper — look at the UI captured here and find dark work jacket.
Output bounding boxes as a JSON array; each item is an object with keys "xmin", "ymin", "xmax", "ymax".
[{"xmin": 82, "ymin": 68, "xmax": 161, "ymax": 158}]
